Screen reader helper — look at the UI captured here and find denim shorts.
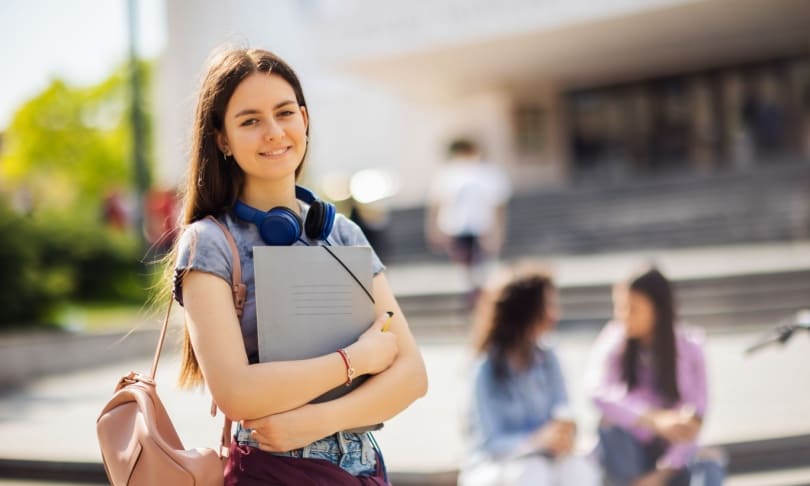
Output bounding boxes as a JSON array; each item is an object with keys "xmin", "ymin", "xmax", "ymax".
[{"xmin": 235, "ymin": 424, "xmax": 378, "ymax": 476}]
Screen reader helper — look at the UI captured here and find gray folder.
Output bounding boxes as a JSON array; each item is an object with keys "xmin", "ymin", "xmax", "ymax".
[{"xmin": 253, "ymin": 246, "xmax": 375, "ymax": 404}]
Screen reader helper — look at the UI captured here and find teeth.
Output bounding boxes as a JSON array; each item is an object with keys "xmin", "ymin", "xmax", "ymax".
[{"xmin": 264, "ymin": 147, "xmax": 288, "ymax": 156}]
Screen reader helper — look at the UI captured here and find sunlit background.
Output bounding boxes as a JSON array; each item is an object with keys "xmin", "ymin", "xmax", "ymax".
[{"xmin": 1, "ymin": 0, "xmax": 809, "ymax": 484}]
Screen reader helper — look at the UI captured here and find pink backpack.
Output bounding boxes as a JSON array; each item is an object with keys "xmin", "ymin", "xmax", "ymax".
[{"xmin": 97, "ymin": 216, "xmax": 246, "ymax": 485}]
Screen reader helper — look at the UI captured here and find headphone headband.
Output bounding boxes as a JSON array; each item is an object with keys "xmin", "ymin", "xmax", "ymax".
[{"xmin": 295, "ymin": 185, "xmax": 317, "ymax": 205}]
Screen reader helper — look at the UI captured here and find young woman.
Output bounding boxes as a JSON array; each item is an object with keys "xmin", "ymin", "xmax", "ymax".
[
  {"xmin": 586, "ymin": 268, "xmax": 724, "ymax": 486},
  {"xmin": 458, "ymin": 266, "xmax": 600, "ymax": 486},
  {"xmin": 169, "ymin": 47, "xmax": 427, "ymax": 484}
]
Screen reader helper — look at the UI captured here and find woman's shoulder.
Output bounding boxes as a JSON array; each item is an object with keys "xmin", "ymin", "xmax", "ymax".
[
  {"xmin": 175, "ymin": 215, "xmax": 234, "ymax": 264},
  {"xmin": 535, "ymin": 342, "xmax": 559, "ymax": 362},
  {"xmin": 329, "ymin": 212, "xmax": 366, "ymax": 245},
  {"xmin": 182, "ymin": 215, "xmax": 229, "ymax": 237},
  {"xmin": 469, "ymin": 353, "xmax": 498, "ymax": 384},
  {"xmin": 596, "ymin": 320, "xmax": 627, "ymax": 346},
  {"xmin": 675, "ymin": 323, "xmax": 706, "ymax": 354},
  {"xmin": 587, "ymin": 320, "xmax": 627, "ymax": 365},
  {"xmin": 173, "ymin": 215, "xmax": 237, "ymax": 305}
]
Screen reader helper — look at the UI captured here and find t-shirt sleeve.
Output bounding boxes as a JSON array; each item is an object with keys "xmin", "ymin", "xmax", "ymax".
[
  {"xmin": 172, "ymin": 219, "xmax": 233, "ymax": 306},
  {"xmin": 545, "ymin": 348, "xmax": 570, "ymax": 411},
  {"xmin": 331, "ymin": 214, "xmax": 386, "ymax": 276}
]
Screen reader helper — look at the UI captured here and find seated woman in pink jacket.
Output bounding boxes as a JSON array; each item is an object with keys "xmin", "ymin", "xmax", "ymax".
[{"xmin": 586, "ymin": 268, "xmax": 724, "ymax": 486}]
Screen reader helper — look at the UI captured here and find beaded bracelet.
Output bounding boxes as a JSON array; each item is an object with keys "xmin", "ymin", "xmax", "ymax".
[{"xmin": 336, "ymin": 348, "xmax": 355, "ymax": 387}]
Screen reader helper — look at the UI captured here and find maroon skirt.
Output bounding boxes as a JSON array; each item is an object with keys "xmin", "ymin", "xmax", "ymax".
[{"xmin": 223, "ymin": 441, "xmax": 390, "ymax": 486}]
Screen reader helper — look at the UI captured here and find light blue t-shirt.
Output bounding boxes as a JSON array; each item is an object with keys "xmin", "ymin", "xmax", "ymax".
[
  {"xmin": 172, "ymin": 201, "xmax": 386, "ymax": 476},
  {"xmin": 465, "ymin": 346, "xmax": 569, "ymax": 462},
  {"xmin": 173, "ymin": 201, "xmax": 385, "ymax": 364}
]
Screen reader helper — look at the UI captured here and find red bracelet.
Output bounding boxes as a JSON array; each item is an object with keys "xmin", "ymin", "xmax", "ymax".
[{"xmin": 336, "ymin": 348, "xmax": 355, "ymax": 387}]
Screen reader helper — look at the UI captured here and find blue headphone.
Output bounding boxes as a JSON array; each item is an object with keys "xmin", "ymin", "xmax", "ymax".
[{"xmin": 233, "ymin": 186, "xmax": 336, "ymax": 245}]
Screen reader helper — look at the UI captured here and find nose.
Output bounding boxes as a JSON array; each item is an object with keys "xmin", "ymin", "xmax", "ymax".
[{"xmin": 263, "ymin": 119, "xmax": 284, "ymax": 141}]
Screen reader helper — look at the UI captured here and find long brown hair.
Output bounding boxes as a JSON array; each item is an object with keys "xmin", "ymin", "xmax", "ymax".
[
  {"xmin": 166, "ymin": 47, "xmax": 310, "ymax": 388},
  {"xmin": 472, "ymin": 266, "xmax": 554, "ymax": 381},
  {"xmin": 621, "ymin": 268, "xmax": 681, "ymax": 403}
]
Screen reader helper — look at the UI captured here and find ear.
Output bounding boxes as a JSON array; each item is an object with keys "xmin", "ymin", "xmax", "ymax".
[{"xmin": 216, "ymin": 131, "xmax": 230, "ymax": 155}]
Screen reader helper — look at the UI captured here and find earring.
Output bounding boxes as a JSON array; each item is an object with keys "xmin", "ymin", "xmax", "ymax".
[{"xmin": 223, "ymin": 151, "xmax": 230, "ymax": 160}]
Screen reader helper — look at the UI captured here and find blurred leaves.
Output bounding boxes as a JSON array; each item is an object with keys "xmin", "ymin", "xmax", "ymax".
[
  {"xmin": 0, "ymin": 60, "xmax": 156, "ymax": 327},
  {"xmin": 0, "ymin": 200, "xmax": 147, "ymax": 327},
  {"xmin": 0, "ymin": 59, "xmax": 154, "ymax": 214}
]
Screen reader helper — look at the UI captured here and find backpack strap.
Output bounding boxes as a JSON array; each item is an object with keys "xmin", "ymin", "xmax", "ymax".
[
  {"xmin": 205, "ymin": 215, "xmax": 247, "ymax": 318},
  {"xmin": 148, "ymin": 214, "xmax": 246, "ymax": 456},
  {"xmin": 202, "ymin": 215, "xmax": 246, "ymax": 453}
]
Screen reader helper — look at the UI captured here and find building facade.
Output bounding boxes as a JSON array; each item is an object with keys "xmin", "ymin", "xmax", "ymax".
[{"xmin": 156, "ymin": 0, "xmax": 810, "ymax": 207}]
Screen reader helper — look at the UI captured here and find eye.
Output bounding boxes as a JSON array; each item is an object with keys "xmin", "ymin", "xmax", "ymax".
[
  {"xmin": 278, "ymin": 110, "xmax": 295, "ymax": 117},
  {"xmin": 240, "ymin": 118, "xmax": 259, "ymax": 127}
]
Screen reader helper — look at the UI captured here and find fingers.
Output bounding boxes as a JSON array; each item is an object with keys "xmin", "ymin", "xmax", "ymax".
[
  {"xmin": 381, "ymin": 311, "xmax": 395, "ymax": 332},
  {"xmin": 368, "ymin": 311, "xmax": 395, "ymax": 332},
  {"xmin": 249, "ymin": 430, "xmax": 282, "ymax": 452}
]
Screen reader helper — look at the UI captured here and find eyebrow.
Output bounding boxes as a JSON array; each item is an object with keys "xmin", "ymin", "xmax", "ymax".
[{"xmin": 233, "ymin": 100, "xmax": 297, "ymax": 118}]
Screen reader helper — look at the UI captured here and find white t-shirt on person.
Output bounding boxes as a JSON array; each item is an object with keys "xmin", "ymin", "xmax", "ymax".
[{"xmin": 428, "ymin": 159, "xmax": 512, "ymax": 237}]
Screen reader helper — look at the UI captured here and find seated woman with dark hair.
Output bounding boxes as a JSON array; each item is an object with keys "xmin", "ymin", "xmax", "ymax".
[
  {"xmin": 458, "ymin": 266, "xmax": 600, "ymax": 486},
  {"xmin": 587, "ymin": 268, "xmax": 725, "ymax": 486}
]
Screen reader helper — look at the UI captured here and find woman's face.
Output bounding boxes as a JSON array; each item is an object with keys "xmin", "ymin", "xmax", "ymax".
[
  {"xmin": 218, "ymin": 73, "xmax": 308, "ymax": 184},
  {"xmin": 614, "ymin": 287, "xmax": 656, "ymax": 339},
  {"xmin": 535, "ymin": 287, "xmax": 559, "ymax": 336}
]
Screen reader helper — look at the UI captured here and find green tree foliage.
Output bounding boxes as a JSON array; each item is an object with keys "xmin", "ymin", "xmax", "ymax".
[
  {"xmin": 0, "ymin": 200, "xmax": 147, "ymax": 327},
  {"xmin": 0, "ymin": 60, "xmax": 154, "ymax": 214},
  {"xmin": 0, "ymin": 61, "xmax": 155, "ymax": 326}
]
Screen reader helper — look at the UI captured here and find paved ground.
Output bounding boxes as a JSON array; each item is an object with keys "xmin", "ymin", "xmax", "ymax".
[
  {"xmin": 1, "ymin": 241, "xmax": 809, "ymax": 482},
  {"xmin": 0, "ymin": 325, "xmax": 808, "ymax": 474}
]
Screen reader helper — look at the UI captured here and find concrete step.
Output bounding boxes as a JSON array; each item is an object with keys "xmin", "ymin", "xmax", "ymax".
[{"xmin": 399, "ymin": 269, "xmax": 810, "ymax": 332}]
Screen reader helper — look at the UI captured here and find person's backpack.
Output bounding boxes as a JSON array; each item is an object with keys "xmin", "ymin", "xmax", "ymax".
[{"xmin": 97, "ymin": 216, "xmax": 245, "ymax": 485}]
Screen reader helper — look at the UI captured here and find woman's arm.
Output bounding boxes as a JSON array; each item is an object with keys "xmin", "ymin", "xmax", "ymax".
[
  {"xmin": 244, "ymin": 272, "xmax": 428, "ymax": 451},
  {"xmin": 309, "ymin": 272, "xmax": 428, "ymax": 427},
  {"xmin": 182, "ymin": 270, "xmax": 398, "ymax": 421},
  {"xmin": 470, "ymin": 361, "xmax": 530, "ymax": 458}
]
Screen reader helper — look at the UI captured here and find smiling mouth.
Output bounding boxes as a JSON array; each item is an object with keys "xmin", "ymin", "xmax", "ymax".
[{"xmin": 259, "ymin": 147, "xmax": 291, "ymax": 157}]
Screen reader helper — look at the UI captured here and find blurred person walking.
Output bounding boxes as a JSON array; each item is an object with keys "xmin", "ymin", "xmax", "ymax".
[
  {"xmin": 586, "ymin": 268, "xmax": 725, "ymax": 486},
  {"xmin": 426, "ymin": 139, "xmax": 511, "ymax": 308},
  {"xmin": 458, "ymin": 265, "xmax": 601, "ymax": 486}
]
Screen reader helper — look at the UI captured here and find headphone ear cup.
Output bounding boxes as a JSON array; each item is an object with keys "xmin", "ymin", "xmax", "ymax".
[
  {"xmin": 321, "ymin": 201, "xmax": 336, "ymax": 239},
  {"xmin": 304, "ymin": 201, "xmax": 326, "ymax": 240},
  {"xmin": 259, "ymin": 207, "xmax": 303, "ymax": 245}
]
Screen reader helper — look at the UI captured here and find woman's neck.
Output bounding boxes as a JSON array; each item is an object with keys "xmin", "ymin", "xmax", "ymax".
[
  {"xmin": 241, "ymin": 177, "xmax": 299, "ymax": 214},
  {"xmin": 506, "ymin": 344, "xmax": 535, "ymax": 371}
]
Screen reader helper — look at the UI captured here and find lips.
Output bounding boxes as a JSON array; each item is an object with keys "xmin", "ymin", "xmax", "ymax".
[{"xmin": 259, "ymin": 146, "xmax": 291, "ymax": 157}]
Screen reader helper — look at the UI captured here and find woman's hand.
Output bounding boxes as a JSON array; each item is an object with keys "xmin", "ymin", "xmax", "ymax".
[
  {"xmin": 530, "ymin": 420, "xmax": 575, "ymax": 458},
  {"xmin": 346, "ymin": 313, "xmax": 399, "ymax": 376},
  {"xmin": 642, "ymin": 408, "xmax": 701, "ymax": 444},
  {"xmin": 243, "ymin": 405, "xmax": 324, "ymax": 453},
  {"xmin": 633, "ymin": 469, "xmax": 673, "ymax": 486}
]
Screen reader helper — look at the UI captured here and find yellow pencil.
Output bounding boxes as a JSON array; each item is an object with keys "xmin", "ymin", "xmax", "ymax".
[{"xmin": 381, "ymin": 311, "xmax": 394, "ymax": 332}]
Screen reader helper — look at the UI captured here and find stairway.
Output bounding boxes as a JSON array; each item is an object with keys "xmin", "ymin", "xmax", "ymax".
[
  {"xmin": 401, "ymin": 269, "xmax": 810, "ymax": 334},
  {"xmin": 382, "ymin": 162, "xmax": 810, "ymax": 263}
]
